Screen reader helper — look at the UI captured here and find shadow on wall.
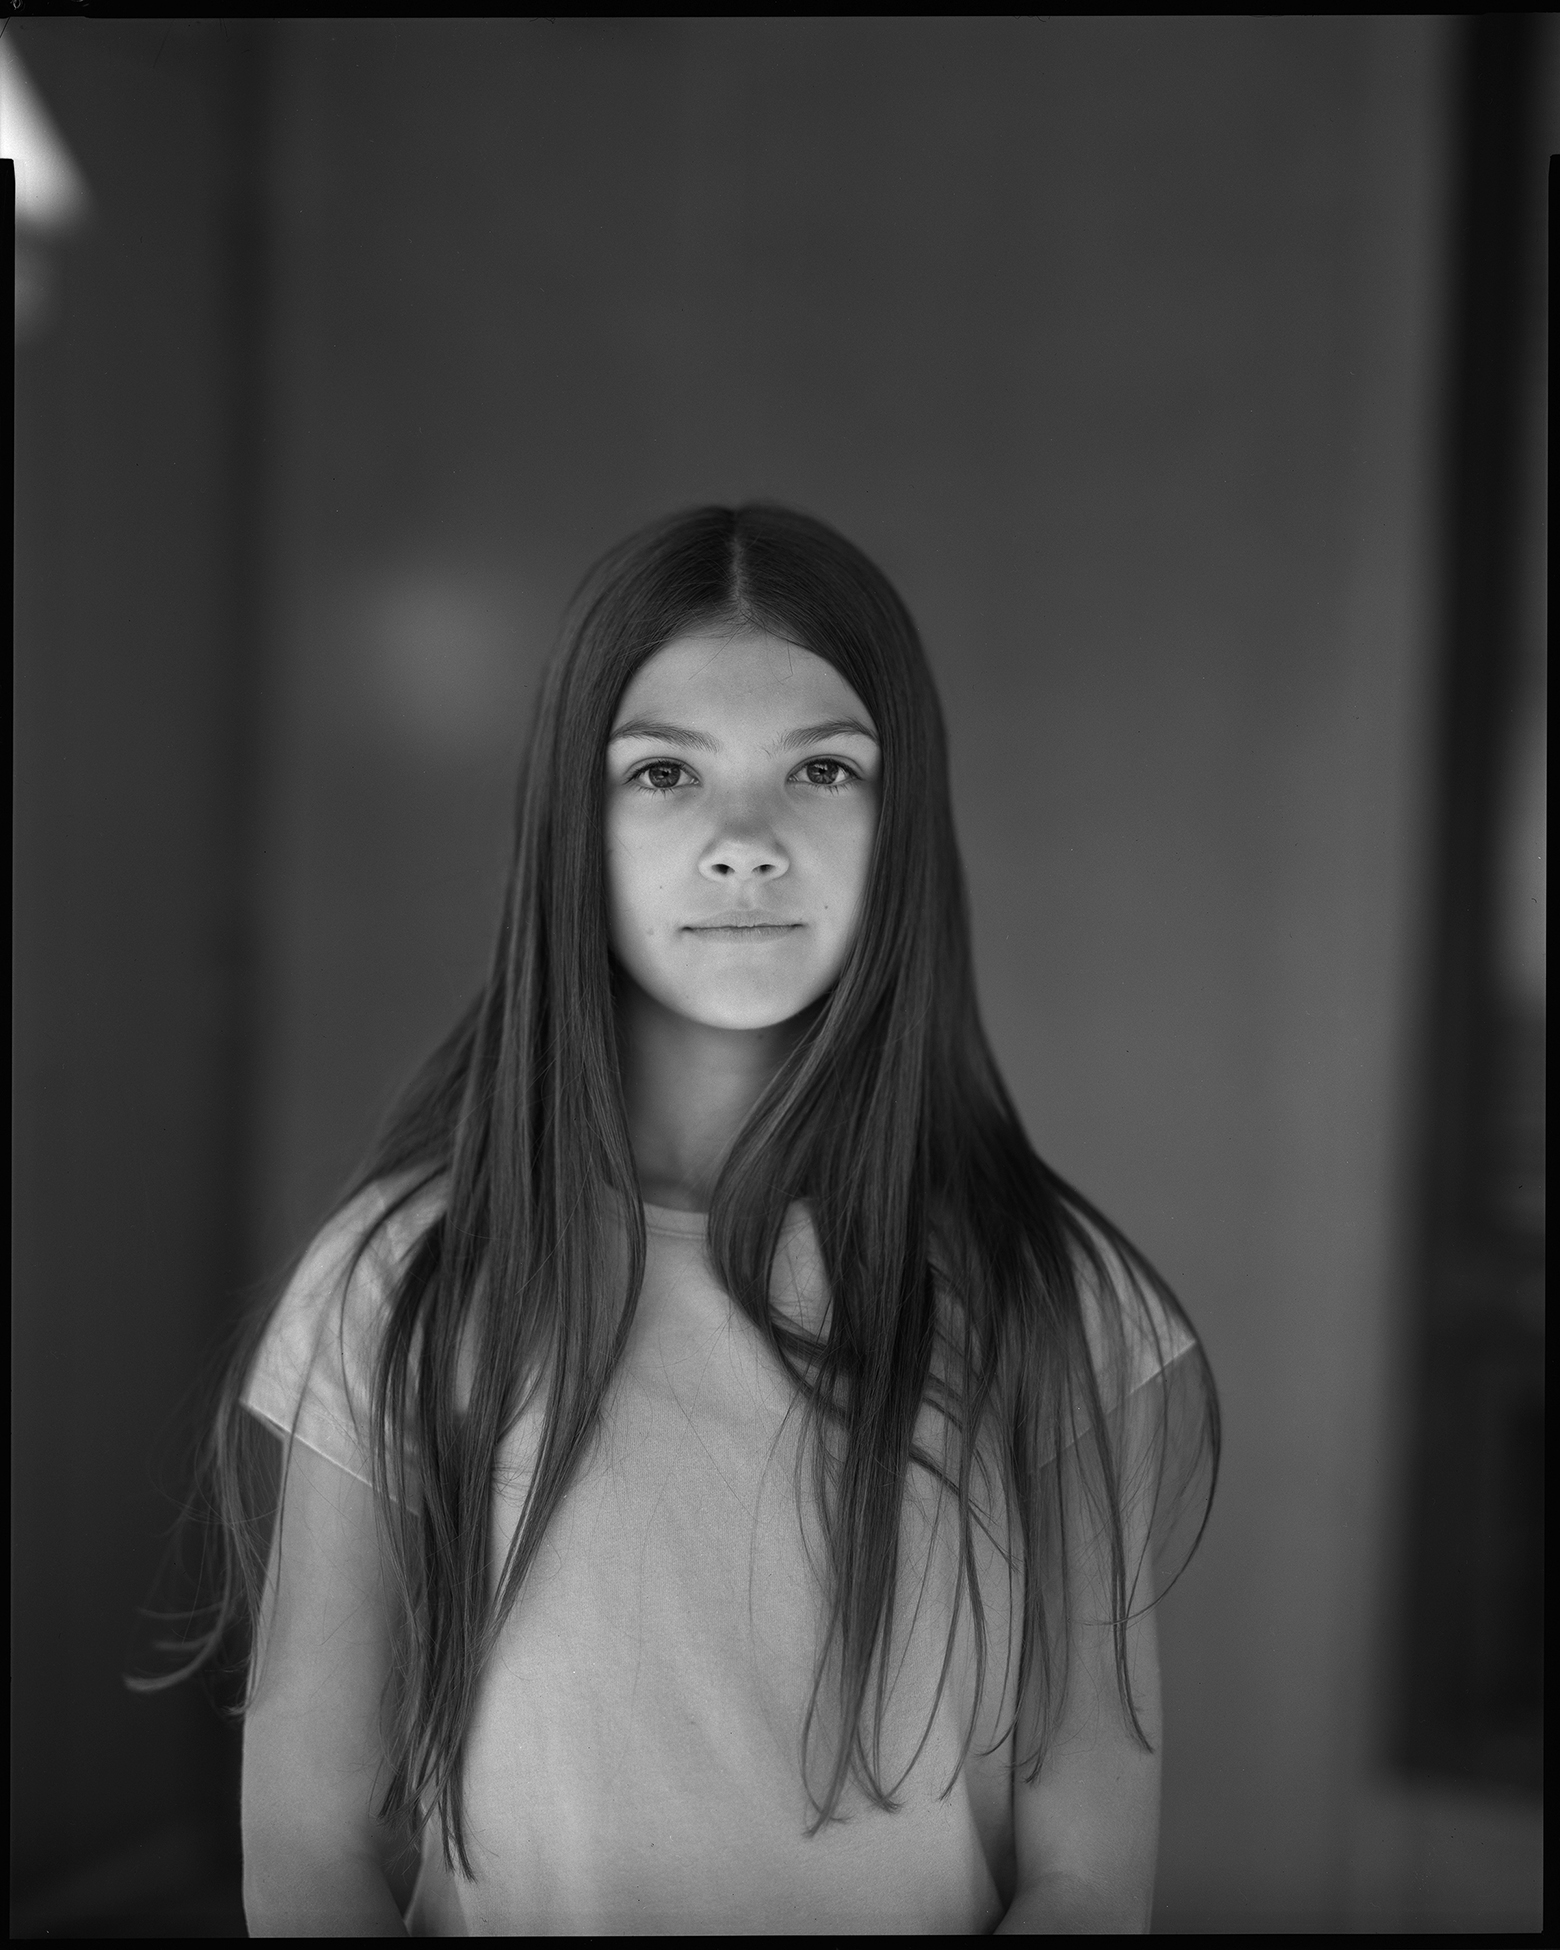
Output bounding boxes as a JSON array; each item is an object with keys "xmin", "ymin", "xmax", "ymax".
[
  {"xmin": 11, "ymin": 19, "xmax": 260, "ymax": 1937},
  {"xmin": 7, "ymin": 1825, "xmax": 247, "ymax": 1941}
]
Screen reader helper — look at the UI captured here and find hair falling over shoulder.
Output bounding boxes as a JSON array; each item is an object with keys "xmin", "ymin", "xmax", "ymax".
[{"xmin": 142, "ymin": 504, "xmax": 1219, "ymax": 1878}]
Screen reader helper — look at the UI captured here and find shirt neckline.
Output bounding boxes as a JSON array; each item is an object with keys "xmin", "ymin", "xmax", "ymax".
[{"xmin": 641, "ymin": 1198, "xmax": 810, "ymax": 1240}]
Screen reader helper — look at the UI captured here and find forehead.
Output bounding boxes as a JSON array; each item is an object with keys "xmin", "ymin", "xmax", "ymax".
[{"xmin": 612, "ymin": 627, "xmax": 873, "ymax": 728}]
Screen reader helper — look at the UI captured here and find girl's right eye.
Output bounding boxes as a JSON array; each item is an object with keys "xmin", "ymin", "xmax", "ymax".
[{"xmin": 634, "ymin": 760, "xmax": 693, "ymax": 793}]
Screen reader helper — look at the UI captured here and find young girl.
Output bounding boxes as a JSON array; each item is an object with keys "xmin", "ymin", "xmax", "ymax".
[{"xmin": 203, "ymin": 505, "xmax": 1216, "ymax": 1934}]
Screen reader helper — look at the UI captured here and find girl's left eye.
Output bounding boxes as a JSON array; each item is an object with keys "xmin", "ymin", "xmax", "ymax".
[{"xmin": 795, "ymin": 758, "xmax": 855, "ymax": 789}]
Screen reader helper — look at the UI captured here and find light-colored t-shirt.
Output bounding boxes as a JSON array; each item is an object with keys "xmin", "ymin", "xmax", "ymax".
[{"xmin": 243, "ymin": 1181, "xmax": 1189, "ymax": 1935}]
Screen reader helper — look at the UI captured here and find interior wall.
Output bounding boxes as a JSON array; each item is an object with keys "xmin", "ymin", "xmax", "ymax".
[
  {"xmin": 11, "ymin": 21, "xmax": 254, "ymax": 1908},
  {"xmin": 253, "ymin": 19, "xmax": 1457, "ymax": 1929}
]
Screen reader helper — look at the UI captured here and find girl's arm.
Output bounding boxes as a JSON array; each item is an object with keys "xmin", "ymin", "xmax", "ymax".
[
  {"xmin": 996, "ymin": 1591, "xmax": 1161, "ymax": 1933},
  {"xmin": 998, "ymin": 1378, "xmax": 1165, "ymax": 1935},
  {"xmin": 241, "ymin": 1440, "xmax": 417, "ymax": 1936}
]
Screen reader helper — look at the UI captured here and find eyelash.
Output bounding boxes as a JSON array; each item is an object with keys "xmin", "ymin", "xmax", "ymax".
[{"xmin": 630, "ymin": 758, "xmax": 859, "ymax": 796}]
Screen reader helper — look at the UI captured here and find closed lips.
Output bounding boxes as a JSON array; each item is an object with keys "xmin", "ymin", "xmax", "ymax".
[{"xmin": 684, "ymin": 914, "xmax": 803, "ymax": 930}]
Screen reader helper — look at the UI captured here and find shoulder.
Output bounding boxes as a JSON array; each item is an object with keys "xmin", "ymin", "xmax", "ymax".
[
  {"xmin": 286, "ymin": 1173, "xmax": 446, "ymax": 1342},
  {"xmin": 1068, "ymin": 1214, "xmax": 1196, "ymax": 1405},
  {"xmin": 930, "ymin": 1197, "xmax": 1191, "ymax": 1400},
  {"xmin": 243, "ymin": 1173, "xmax": 447, "ymax": 1470}
]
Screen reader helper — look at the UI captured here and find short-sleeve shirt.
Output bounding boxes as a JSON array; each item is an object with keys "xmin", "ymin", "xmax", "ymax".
[{"xmin": 244, "ymin": 1182, "xmax": 1191, "ymax": 1935}]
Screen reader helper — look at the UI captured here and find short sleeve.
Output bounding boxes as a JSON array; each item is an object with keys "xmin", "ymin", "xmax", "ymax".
[
  {"xmin": 241, "ymin": 1177, "xmax": 444, "ymax": 1493},
  {"xmin": 1076, "ymin": 1230, "xmax": 1196, "ymax": 1402},
  {"xmin": 1070, "ymin": 1223, "xmax": 1219, "ymax": 1610}
]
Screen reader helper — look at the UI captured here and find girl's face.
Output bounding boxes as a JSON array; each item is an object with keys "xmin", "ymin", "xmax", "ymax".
[{"xmin": 605, "ymin": 626, "xmax": 881, "ymax": 1032}]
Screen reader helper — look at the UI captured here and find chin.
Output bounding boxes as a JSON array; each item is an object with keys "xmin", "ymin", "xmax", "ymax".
[{"xmin": 685, "ymin": 979, "xmax": 820, "ymax": 1032}]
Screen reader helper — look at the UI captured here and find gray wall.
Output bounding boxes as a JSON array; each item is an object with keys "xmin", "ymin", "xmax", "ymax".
[
  {"xmin": 10, "ymin": 15, "xmax": 1543, "ymax": 1931},
  {"xmin": 12, "ymin": 21, "xmax": 253, "ymax": 1909}
]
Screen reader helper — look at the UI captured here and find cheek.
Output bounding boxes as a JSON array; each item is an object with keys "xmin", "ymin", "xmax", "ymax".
[
  {"xmin": 815, "ymin": 809, "xmax": 877, "ymax": 933},
  {"xmin": 603, "ymin": 818, "xmax": 647, "ymax": 942},
  {"xmin": 846, "ymin": 801, "xmax": 880, "ymax": 890},
  {"xmin": 605, "ymin": 814, "xmax": 676, "ymax": 948}
]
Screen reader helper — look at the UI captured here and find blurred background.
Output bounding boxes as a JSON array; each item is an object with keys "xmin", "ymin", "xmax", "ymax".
[{"xmin": 8, "ymin": 16, "xmax": 1546, "ymax": 1935}]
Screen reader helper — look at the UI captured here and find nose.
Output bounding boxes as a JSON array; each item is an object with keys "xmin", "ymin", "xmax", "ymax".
[{"xmin": 698, "ymin": 813, "xmax": 790, "ymax": 883}]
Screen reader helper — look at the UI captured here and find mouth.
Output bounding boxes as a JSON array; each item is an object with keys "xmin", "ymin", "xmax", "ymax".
[{"xmin": 682, "ymin": 917, "xmax": 804, "ymax": 937}]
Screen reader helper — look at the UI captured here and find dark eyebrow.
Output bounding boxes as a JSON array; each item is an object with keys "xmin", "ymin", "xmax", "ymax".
[
  {"xmin": 775, "ymin": 717, "xmax": 880, "ymax": 752},
  {"xmin": 608, "ymin": 715, "xmax": 880, "ymax": 754},
  {"xmin": 607, "ymin": 718, "xmax": 721, "ymax": 752}
]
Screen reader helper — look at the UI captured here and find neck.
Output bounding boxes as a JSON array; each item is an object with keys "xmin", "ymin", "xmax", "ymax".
[{"xmin": 614, "ymin": 976, "xmax": 808, "ymax": 1213}]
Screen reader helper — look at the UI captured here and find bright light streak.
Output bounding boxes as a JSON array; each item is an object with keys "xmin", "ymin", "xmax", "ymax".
[{"xmin": 1, "ymin": 37, "xmax": 90, "ymax": 232}]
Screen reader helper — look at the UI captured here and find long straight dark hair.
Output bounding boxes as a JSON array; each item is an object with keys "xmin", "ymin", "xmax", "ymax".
[{"xmin": 163, "ymin": 503, "xmax": 1217, "ymax": 1875}]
